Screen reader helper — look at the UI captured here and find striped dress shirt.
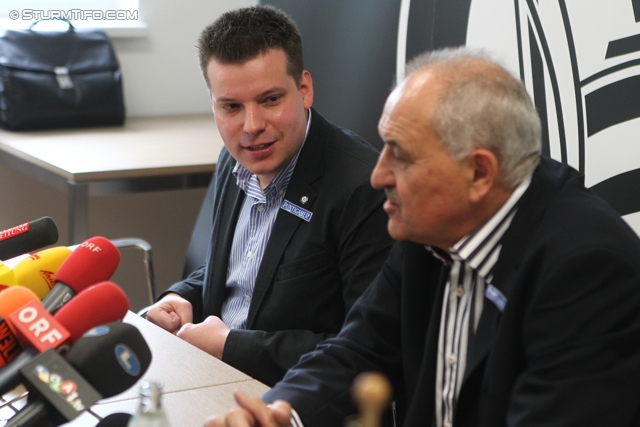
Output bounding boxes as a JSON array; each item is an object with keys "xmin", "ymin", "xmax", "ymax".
[
  {"xmin": 221, "ymin": 114, "xmax": 311, "ymax": 330},
  {"xmin": 434, "ymin": 174, "xmax": 531, "ymax": 427}
]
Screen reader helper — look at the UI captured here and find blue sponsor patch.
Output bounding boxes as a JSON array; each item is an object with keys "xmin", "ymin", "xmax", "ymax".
[
  {"xmin": 83, "ymin": 326, "xmax": 110, "ymax": 337},
  {"xmin": 281, "ymin": 200, "xmax": 313, "ymax": 222},
  {"xmin": 115, "ymin": 344, "xmax": 141, "ymax": 376},
  {"xmin": 485, "ymin": 284, "xmax": 507, "ymax": 312}
]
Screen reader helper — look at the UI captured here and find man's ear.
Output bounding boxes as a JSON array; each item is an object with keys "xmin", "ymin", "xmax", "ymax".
[
  {"xmin": 300, "ymin": 70, "xmax": 314, "ymax": 110},
  {"xmin": 468, "ymin": 148, "xmax": 500, "ymax": 204}
]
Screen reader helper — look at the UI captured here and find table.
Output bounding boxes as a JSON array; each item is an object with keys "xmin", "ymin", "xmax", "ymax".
[
  {"xmin": 88, "ymin": 312, "xmax": 271, "ymax": 426},
  {"xmin": 0, "ymin": 115, "xmax": 223, "ymax": 244},
  {"xmin": 0, "ymin": 312, "xmax": 270, "ymax": 427}
]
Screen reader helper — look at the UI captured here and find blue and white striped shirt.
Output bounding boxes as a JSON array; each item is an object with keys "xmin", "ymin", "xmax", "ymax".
[
  {"xmin": 434, "ymin": 173, "xmax": 532, "ymax": 427},
  {"xmin": 221, "ymin": 113, "xmax": 311, "ymax": 329}
]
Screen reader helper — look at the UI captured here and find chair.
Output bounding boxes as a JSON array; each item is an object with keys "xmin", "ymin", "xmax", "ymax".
[
  {"xmin": 110, "ymin": 237, "xmax": 156, "ymax": 303},
  {"xmin": 112, "ymin": 175, "xmax": 216, "ymax": 311}
]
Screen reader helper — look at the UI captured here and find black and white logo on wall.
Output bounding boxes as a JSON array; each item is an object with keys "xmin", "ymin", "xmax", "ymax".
[{"xmin": 400, "ymin": 0, "xmax": 640, "ymax": 231}]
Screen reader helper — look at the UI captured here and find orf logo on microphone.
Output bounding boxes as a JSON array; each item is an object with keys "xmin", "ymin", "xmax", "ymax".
[
  {"xmin": 8, "ymin": 301, "xmax": 71, "ymax": 353},
  {"xmin": 115, "ymin": 344, "xmax": 141, "ymax": 376},
  {"xmin": 79, "ymin": 241, "xmax": 102, "ymax": 252}
]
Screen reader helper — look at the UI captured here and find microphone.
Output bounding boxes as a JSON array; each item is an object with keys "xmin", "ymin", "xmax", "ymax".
[
  {"xmin": 53, "ymin": 281, "xmax": 130, "ymax": 348},
  {"xmin": 0, "ymin": 281, "xmax": 130, "ymax": 395},
  {"xmin": 10, "ymin": 246, "xmax": 73, "ymax": 299},
  {"xmin": 0, "ymin": 286, "xmax": 41, "ymax": 367},
  {"xmin": 8, "ymin": 299, "xmax": 72, "ymax": 354},
  {"xmin": 42, "ymin": 236, "xmax": 121, "ymax": 313},
  {"xmin": 0, "ymin": 217, "xmax": 58, "ymax": 261},
  {"xmin": 66, "ymin": 321, "xmax": 153, "ymax": 398},
  {"xmin": 10, "ymin": 348, "xmax": 101, "ymax": 427},
  {"xmin": 8, "ymin": 321, "xmax": 152, "ymax": 427}
]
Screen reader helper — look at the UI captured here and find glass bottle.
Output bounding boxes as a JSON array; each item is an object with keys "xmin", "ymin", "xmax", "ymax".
[{"xmin": 127, "ymin": 381, "xmax": 171, "ymax": 427}]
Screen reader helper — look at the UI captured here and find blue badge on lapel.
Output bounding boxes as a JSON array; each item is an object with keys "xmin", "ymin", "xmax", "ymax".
[
  {"xmin": 485, "ymin": 284, "xmax": 507, "ymax": 312},
  {"xmin": 281, "ymin": 200, "xmax": 313, "ymax": 222}
]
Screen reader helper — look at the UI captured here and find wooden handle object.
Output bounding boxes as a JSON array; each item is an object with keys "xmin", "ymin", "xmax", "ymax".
[{"xmin": 351, "ymin": 372, "xmax": 392, "ymax": 427}]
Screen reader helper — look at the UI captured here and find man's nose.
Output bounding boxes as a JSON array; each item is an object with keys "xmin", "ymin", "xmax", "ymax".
[
  {"xmin": 243, "ymin": 105, "xmax": 266, "ymax": 135},
  {"xmin": 371, "ymin": 147, "xmax": 393, "ymax": 190}
]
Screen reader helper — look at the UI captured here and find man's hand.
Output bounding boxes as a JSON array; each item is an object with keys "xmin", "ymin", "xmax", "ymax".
[
  {"xmin": 177, "ymin": 315, "xmax": 231, "ymax": 359},
  {"xmin": 205, "ymin": 390, "xmax": 292, "ymax": 427},
  {"xmin": 145, "ymin": 293, "xmax": 193, "ymax": 334}
]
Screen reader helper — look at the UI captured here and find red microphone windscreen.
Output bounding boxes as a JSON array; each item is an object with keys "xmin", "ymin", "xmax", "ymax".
[
  {"xmin": 53, "ymin": 281, "xmax": 130, "ymax": 343},
  {"xmin": 54, "ymin": 236, "xmax": 120, "ymax": 294}
]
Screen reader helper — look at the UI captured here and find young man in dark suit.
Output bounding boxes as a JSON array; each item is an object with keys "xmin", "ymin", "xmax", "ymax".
[
  {"xmin": 206, "ymin": 48, "xmax": 640, "ymax": 426},
  {"xmin": 145, "ymin": 6, "xmax": 392, "ymax": 387}
]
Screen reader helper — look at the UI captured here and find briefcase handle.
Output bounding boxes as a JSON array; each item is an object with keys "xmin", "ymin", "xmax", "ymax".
[{"xmin": 28, "ymin": 19, "xmax": 75, "ymax": 33}]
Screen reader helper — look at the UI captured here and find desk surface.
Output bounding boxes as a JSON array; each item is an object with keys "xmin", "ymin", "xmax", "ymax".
[
  {"xmin": 0, "ymin": 115, "xmax": 224, "ymax": 182},
  {"xmin": 91, "ymin": 381, "xmax": 270, "ymax": 427},
  {"xmin": 106, "ymin": 313, "xmax": 258, "ymax": 400}
]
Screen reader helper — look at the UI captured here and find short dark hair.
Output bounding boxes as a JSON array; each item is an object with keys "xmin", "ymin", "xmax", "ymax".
[{"xmin": 197, "ymin": 5, "xmax": 304, "ymax": 88}]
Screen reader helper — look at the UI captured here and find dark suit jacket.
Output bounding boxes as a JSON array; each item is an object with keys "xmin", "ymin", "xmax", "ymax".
[
  {"xmin": 264, "ymin": 156, "xmax": 640, "ymax": 426},
  {"xmin": 167, "ymin": 109, "xmax": 393, "ymax": 386}
]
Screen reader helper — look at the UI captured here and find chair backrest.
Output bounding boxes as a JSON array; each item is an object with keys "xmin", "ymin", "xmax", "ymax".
[{"xmin": 182, "ymin": 175, "xmax": 216, "ymax": 279}]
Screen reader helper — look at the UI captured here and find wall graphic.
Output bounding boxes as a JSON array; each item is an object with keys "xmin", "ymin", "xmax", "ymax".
[{"xmin": 465, "ymin": 0, "xmax": 640, "ymax": 230}]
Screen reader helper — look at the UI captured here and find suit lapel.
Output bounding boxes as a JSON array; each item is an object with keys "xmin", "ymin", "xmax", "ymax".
[
  {"xmin": 203, "ymin": 159, "xmax": 244, "ymax": 319},
  {"xmin": 412, "ymin": 263, "xmax": 450, "ymax": 424},
  {"xmin": 462, "ymin": 157, "xmax": 568, "ymax": 384},
  {"xmin": 245, "ymin": 109, "xmax": 327, "ymax": 327}
]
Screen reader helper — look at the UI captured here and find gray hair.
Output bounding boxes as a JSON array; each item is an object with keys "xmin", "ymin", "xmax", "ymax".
[{"xmin": 405, "ymin": 47, "xmax": 542, "ymax": 188}]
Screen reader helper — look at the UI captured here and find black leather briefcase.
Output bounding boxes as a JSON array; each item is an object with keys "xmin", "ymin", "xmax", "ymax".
[{"xmin": 0, "ymin": 20, "xmax": 125, "ymax": 131}]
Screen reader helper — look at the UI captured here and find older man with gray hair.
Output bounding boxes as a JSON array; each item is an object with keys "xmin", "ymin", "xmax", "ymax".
[{"xmin": 206, "ymin": 47, "xmax": 640, "ymax": 427}]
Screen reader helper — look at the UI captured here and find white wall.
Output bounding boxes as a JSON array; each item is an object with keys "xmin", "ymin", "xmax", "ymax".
[{"xmin": 116, "ymin": 0, "xmax": 257, "ymax": 117}]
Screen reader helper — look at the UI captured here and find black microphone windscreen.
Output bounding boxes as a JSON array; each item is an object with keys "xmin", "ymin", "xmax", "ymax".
[
  {"xmin": 95, "ymin": 413, "xmax": 132, "ymax": 427},
  {"xmin": 66, "ymin": 321, "xmax": 152, "ymax": 398},
  {"xmin": 0, "ymin": 217, "xmax": 58, "ymax": 261}
]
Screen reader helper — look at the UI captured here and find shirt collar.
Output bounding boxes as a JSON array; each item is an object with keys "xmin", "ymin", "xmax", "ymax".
[
  {"xmin": 232, "ymin": 110, "xmax": 312, "ymax": 197},
  {"xmin": 427, "ymin": 173, "xmax": 532, "ymax": 279}
]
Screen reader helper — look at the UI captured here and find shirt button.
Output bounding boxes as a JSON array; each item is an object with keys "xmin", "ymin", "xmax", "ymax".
[
  {"xmin": 279, "ymin": 190, "xmax": 284, "ymax": 196},
  {"xmin": 247, "ymin": 250, "xmax": 253, "ymax": 258},
  {"xmin": 257, "ymin": 204, "xmax": 265, "ymax": 212},
  {"xmin": 447, "ymin": 354, "xmax": 457, "ymax": 365},
  {"xmin": 455, "ymin": 287, "xmax": 464, "ymax": 297},
  {"xmin": 244, "ymin": 294, "xmax": 251, "ymax": 302}
]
